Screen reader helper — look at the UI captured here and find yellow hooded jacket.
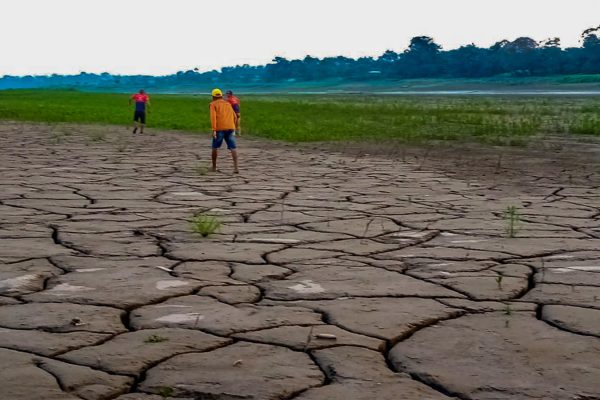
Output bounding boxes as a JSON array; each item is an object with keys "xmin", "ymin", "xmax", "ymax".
[{"xmin": 210, "ymin": 98, "xmax": 238, "ymax": 131}]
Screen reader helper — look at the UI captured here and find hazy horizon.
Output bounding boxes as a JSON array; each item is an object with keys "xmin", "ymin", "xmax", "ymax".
[{"xmin": 1, "ymin": 0, "xmax": 598, "ymax": 76}]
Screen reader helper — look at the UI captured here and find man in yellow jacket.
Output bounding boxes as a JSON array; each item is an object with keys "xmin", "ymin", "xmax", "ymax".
[{"xmin": 209, "ymin": 88, "xmax": 239, "ymax": 173}]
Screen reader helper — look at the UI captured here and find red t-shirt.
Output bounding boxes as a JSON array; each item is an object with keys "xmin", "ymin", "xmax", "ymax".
[
  {"xmin": 132, "ymin": 94, "xmax": 149, "ymax": 103},
  {"xmin": 227, "ymin": 95, "xmax": 240, "ymax": 113},
  {"xmin": 132, "ymin": 94, "xmax": 149, "ymax": 112},
  {"xmin": 227, "ymin": 95, "xmax": 240, "ymax": 106}
]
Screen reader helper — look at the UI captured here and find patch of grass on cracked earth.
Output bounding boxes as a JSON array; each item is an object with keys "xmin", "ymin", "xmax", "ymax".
[
  {"xmin": 89, "ymin": 128, "xmax": 107, "ymax": 142},
  {"xmin": 144, "ymin": 334, "xmax": 169, "ymax": 344},
  {"xmin": 504, "ymin": 205, "xmax": 521, "ymax": 238},
  {"xmin": 495, "ymin": 272, "xmax": 504, "ymax": 290},
  {"xmin": 190, "ymin": 213, "xmax": 222, "ymax": 237},
  {"xmin": 194, "ymin": 163, "xmax": 210, "ymax": 176},
  {"xmin": 113, "ymin": 133, "xmax": 129, "ymax": 152},
  {"xmin": 157, "ymin": 386, "xmax": 174, "ymax": 398}
]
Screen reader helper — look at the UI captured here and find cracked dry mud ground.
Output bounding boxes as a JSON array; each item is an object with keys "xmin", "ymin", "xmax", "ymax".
[{"xmin": 1, "ymin": 121, "xmax": 600, "ymax": 400}]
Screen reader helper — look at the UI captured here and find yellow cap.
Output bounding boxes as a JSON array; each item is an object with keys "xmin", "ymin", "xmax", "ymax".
[{"xmin": 211, "ymin": 88, "xmax": 223, "ymax": 97}]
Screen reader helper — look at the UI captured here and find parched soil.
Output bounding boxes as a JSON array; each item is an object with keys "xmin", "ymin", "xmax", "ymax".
[
  {"xmin": 1, "ymin": 121, "xmax": 600, "ymax": 400},
  {"xmin": 316, "ymin": 135, "xmax": 600, "ymax": 190}
]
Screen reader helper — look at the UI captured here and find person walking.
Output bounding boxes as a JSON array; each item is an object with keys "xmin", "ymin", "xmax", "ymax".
[
  {"xmin": 209, "ymin": 88, "xmax": 239, "ymax": 173},
  {"xmin": 129, "ymin": 89, "xmax": 150, "ymax": 134},
  {"xmin": 225, "ymin": 90, "xmax": 241, "ymax": 135}
]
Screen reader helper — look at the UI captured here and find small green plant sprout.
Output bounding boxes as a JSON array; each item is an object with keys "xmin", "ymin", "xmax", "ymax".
[
  {"xmin": 145, "ymin": 334, "xmax": 169, "ymax": 344},
  {"xmin": 50, "ymin": 126, "xmax": 65, "ymax": 144},
  {"xmin": 157, "ymin": 386, "xmax": 174, "ymax": 398},
  {"xmin": 116, "ymin": 142, "xmax": 127, "ymax": 153},
  {"xmin": 495, "ymin": 154, "xmax": 503, "ymax": 173},
  {"xmin": 194, "ymin": 164, "xmax": 210, "ymax": 176},
  {"xmin": 504, "ymin": 304, "xmax": 512, "ymax": 316},
  {"xmin": 190, "ymin": 213, "xmax": 221, "ymax": 237},
  {"xmin": 114, "ymin": 133, "xmax": 129, "ymax": 153},
  {"xmin": 504, "ymin": 205, "xmax": 521, "ymax": 238},
  {"xmin": 361, "ymin": 218, "xmax": 375, "ymax": 243},
  {"xmin": 89, "ymin": 127, "xmax": 106, "ymax": 142},
  {"xmin": 50, "ymin": 123, "xmax": 70, "ymax": 135},
  {"xmin": 416, "ymin": 146, "xmax": 431, "ymax": 171},
  {"xmin": 496, "ymin": 272, "xmax": 504, "ymax": 290},
  {"xmin": 50, "ymin": 132, "xmax": 63, "ymax": 144},
  {"xmin": 279, "ymin": 197, "xmax": 286, "ymax": 225}
]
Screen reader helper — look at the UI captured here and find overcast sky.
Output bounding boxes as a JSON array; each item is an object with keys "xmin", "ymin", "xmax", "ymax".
[{"xmin": 1, "ymin": 0, "xmax": 598, "ymax": 76}]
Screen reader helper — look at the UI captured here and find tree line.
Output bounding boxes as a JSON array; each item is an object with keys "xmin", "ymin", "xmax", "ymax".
[{"xmin": 1, "ymin": 27, "xmax": 599, "ymax": 90}]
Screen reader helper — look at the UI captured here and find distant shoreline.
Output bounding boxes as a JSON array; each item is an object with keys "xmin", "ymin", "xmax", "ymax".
[{"xmin": 2, "ymin": 75, "xmax": 600, "ymax": 95}]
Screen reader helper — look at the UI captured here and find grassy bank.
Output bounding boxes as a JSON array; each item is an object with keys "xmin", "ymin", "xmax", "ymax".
[{"xmin": 0, "ymin": 90, "xmax": 599, "ymax": 144}]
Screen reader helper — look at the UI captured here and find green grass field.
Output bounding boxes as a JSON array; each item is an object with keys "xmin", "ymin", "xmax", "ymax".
[{"xmin": 0, "ymin": 90, "xmax": 599, "ymax": 145}]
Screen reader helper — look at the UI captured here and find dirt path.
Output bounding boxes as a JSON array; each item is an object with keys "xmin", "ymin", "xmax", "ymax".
[{"xmin": 1, "ymin": 121, "xmax": 600, "ymax": 400}]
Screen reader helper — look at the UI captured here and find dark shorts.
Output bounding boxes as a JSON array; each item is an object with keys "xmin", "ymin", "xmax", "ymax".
[
  {"xmin": 212, "ymin": 130, "xmax": 237, "ymax": 150},
  {"xmin": 134, "ymin": 111, "xmax": 146, "ymax": 124}
]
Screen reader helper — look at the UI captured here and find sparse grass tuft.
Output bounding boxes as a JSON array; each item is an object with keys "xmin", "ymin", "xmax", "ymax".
[
  {"xmin": 50, "ymin": 130, "xmax": 64, "ymax": 144},
  {"xmin": 145, "ymin": 334, "xmax": 169, "ymax": 344},
  {"xmin": 496, "ymin": 272, "xmax": 504, "ymax": 290},
  {"xmin": 504, "ymin": 205, "xmax": 520, "ymax": 238},
  {"xmin": 190, "ymin": 213, "xmax": 221, "ymax": 237},
  {"xmin": 194, "ymin": 164, "xmax": 210, "ymax": 175},
  {"xmin": 89, "ymin": 128, "xmax": 106, "ymax": 142},
  {"xmin": 157, "ymin": 386, "xmax": 174, "ymax": 398},
  {"xmin": 362, "ymin": 218, "xmax": 375, "ymax": 239},
  {"xmin": 114, "ymin": 134, "xmax": 129, "ymax": 152},
  {"xmin": 569, "ymin": 115, "xmax": 600, "ymax": 136},
  {"xmin": 49, "ymin": 124, "xmax": 71, "ymax": 144}
]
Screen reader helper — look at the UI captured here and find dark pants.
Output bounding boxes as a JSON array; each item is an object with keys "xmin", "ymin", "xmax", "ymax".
[{"xmin": 134, "ymin": 111, "xmax": 146, "ymax": 124}]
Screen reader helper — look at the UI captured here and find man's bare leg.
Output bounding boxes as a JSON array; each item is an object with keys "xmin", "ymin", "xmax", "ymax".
[
  {"xmin": 140, "ymin": 123, "xmax": 145, "ymax": 134},
  {"xmin": 231, "ymin": 150, "xmax": 239, "ymax": 174},
  {"xmin": 212, "ymin": 149, "xmax": 218, "ymax": 172},
  {"xmin": 132, "ymin": 121, "xmax": 138, "ymax": 134}
]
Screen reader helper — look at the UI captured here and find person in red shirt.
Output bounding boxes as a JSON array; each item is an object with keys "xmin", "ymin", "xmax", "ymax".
[
  {"xmin": 128, "ymin": 89, "xmax": 151, "ymax": 134},
  {"xmin": 225, "ymin": 90, "xmax": 241, "ymax": 135}
]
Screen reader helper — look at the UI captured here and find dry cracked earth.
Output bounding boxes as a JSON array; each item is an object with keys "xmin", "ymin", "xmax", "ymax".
[{"xmin": 1, "ymin": 121, "xmax": 600, "ymax": 400}]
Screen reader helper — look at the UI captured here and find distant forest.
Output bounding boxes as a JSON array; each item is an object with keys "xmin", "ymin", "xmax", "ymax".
[{"xmin": 2, "ymin": 26, "xmax": 600, "ymax": 90}]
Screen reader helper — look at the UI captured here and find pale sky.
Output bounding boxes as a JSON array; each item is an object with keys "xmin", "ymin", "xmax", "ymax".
[{"xmin": 1, "ymin": 0, "xmax": 598, "ymax": 76}]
